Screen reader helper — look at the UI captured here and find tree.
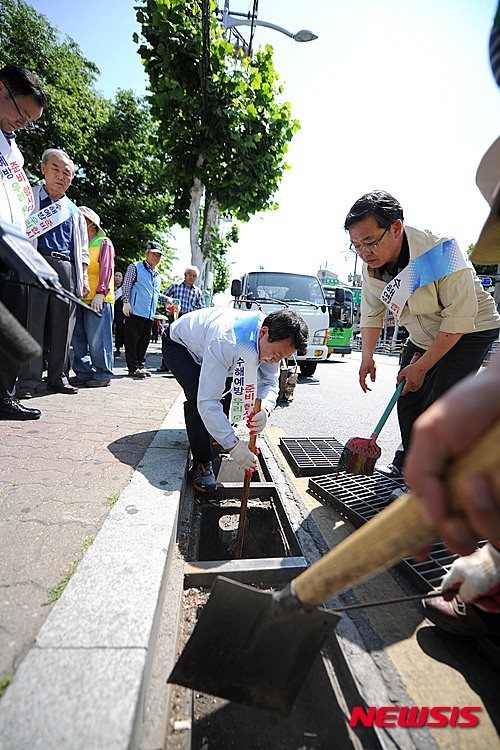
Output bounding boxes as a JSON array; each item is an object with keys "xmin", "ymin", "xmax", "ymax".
[
  {"xmin": 0, "ymin": 0, "xmax": 107, "ymax": 177},
  {"xmin": 211, "ymin": 223, "xmax": 239, "ymax": 295},
  {"xmin": 0, "ymin": 0, "xmax": 174, "ymax": 270},
  {"xmin": 71, "ymin": 89, "xmax": 175, "ymax": 269},
  {"xmin": 135, "ymin": 0, "xmax": 299, "ymax": 291}
]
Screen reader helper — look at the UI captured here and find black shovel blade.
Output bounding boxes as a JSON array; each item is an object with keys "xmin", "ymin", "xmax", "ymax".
[{"xmin": 168, "ymin": 576, "xmax": 341, "ymax": 716}]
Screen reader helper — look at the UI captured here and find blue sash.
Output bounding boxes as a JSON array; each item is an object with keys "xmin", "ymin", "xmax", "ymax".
[{"xmin": 381, "ymin": 239, "xmax": 469, "ymax": 318}]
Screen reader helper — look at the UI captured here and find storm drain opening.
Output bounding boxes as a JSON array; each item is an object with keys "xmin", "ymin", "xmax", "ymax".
[{"xmin": 183, "ymin": 454, "xmax": 308, "ymax": 588}]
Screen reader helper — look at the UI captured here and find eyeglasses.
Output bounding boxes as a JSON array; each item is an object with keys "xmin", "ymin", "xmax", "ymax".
[
  {"xmin": 350, "ymin": 226, "xmax": 389, "ymax": 254},
  {"xmin": 3, "ymin": 81, "xmax": 36, "ymax": 130}
]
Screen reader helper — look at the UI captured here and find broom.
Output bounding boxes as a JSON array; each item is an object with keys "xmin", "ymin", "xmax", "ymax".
[{"xmin": 338, "ymin": 379, "xmax": 405, "ymax": 475}]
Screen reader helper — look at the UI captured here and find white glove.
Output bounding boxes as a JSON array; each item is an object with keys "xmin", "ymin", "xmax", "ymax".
[
  {"xmin": 441, "ymin": 542, "xmax": 500, "ymax": 612},
  {"xmin": 230, "ymin": 440, "xmax": 258, "ymax": 472},
  {"xmin": 123, "ymin": 301, "xmax": 132, "ymax": 317},
  {"xmin": 246, "ymin": 408, "xmax": 268, "ymax": 434},
  {"xmin": 90, "ymin": 293, "xmax": 105, "ymax": 312}
]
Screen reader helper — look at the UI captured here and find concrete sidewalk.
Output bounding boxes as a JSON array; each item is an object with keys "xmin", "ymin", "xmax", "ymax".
[{"xmin": 0, "ymin": 343, "xmax": 187, "ymax": 749}]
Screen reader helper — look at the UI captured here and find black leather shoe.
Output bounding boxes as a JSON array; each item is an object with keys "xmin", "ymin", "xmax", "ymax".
[
  {"xmin": 0, "ymin": 398, "xmax": 41, "ymax": 420},
  {"xmin": 69, "ymin": 377, "xmax": 90, "ymax": 387},
  {"xmin": 156, "ymin": 365, "xmax": 170, "ymax": 372},
  {"xmin": 47, "ymin": 383, "xmax": 78, "ymax": 395},
  {"xmin": 86, "ymin": 379, "xmax": 111, "ymax": 388},
  {"xmin": 17, "ymin": 388, "xmax": 34, "ymax": 399},
  {"xmin": 423, "ymin": 595, "xmax": 500, "ymax": 637},
  {"xmin": 377, "ymin": 463, "xmax": 404, "ymax": 479}
]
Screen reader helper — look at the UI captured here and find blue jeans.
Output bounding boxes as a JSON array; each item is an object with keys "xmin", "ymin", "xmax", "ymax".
[{"xmin": 72, "ymin": 302, "xmax": 114, "ymax": 381}]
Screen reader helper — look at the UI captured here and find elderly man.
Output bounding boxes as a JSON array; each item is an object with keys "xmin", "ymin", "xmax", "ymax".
[
  {"xmin": 157, "ymin": 265, "xmax": 206, "ymax": 373},
  {"xmin": 161, "ymin": 265, "xmax": 205, "ymax": 315},
  {"xmin": 0, "ymin": 65, "xmax": 48, "ymax": 419},
  {"xmin": 17, "ymin": 148, "xmax": 89, "ymax": 397},
  {"xmin": 163, "ymin": 307, "xmax": 308, "ymax": 493},
  {"xmin": 122, "ymin": 241, "xmax": 163, "ymax": 378},
  {"xmin": 344, "ymin": 189, "xmax": 500, "ymax": 480},
  {"xmin": 71, "ymin": 206, "xmax": 115, "ymax": 387}
]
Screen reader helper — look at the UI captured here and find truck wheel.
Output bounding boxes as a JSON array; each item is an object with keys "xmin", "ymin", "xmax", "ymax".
[{"xmin": 299, "ymin": 362, "xmax": 317, "ymax": 377}]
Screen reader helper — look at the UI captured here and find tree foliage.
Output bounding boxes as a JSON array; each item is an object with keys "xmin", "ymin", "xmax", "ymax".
[
  {"xmin": 135, "ymin": 0, "xmax": 299, "ymax": 277},
  {"xmin": 0, "ymin": 0, "xmax": 106, "ymax": 176},
  {"xmin": 0, "ymin": 0, "xmax": 174, "ymax": 269},
  {"xmin": 72, "ymin": 90, "xmax": 175, "ymax": 268}
]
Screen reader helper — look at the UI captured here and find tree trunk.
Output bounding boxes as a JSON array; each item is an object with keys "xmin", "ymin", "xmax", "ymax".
[
  {"xmin": 199, "ymin": 195, "xmax": 220, "ymax": 299},
  {"xmin": 189, "ymin": 154, "xmax": 205, "ymax": 270}
]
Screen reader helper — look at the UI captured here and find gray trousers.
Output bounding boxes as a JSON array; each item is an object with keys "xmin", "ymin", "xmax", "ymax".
[{"xmin": 18, "ymin": 256, "xmax": 76, "ymax": 390}]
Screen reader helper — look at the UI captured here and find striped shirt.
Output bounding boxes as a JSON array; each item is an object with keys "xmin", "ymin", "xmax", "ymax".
[{"xmin": 159, "ymin": 281, "xmax": 205, "ymax": 314}]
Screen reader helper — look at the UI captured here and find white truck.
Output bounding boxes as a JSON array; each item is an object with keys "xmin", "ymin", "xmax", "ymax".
[{"xmin": 230, "ymin": 270, "xmax": 329, "ymax": 376}]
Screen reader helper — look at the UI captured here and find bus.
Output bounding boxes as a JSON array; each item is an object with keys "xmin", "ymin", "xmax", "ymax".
[
  {"xmin": 317, "ymin": 271, "xmax": 358, "ymax": 356},
  {"xmin": 323, "ymin": 286, "xmax": 355, "ymax": 355}
]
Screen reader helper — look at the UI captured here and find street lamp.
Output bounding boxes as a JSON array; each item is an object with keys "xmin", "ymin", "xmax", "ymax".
[{"xmin": 222, "ymin": 11, "xmax": 318, "ymax": 43}]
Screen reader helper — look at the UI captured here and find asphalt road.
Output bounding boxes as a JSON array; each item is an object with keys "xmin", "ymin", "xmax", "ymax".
[{"xmin": 272, "ymin": 350, "xmax": 403, "ymax": 467}]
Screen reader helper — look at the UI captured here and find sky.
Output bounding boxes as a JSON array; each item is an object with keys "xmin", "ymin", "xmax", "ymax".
[{"xmin": 26, "ymin": 0, "xmax": 500, "ymax": 294}]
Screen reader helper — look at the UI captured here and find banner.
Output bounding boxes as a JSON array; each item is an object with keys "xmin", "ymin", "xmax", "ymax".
[
  {"xmin": 25, "ymin": 196, "xmax": 79, "ymax": 240},
  {"xmin": 230, "ymin": 311, "xmax": 261, "ymax": 425},
  {"xmin": 0, "ymin": 130, "xmax": 34, "ymax": 220}
]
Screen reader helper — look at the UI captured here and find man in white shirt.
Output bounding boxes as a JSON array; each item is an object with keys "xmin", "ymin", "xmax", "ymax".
[{"xmin": 164, "ymin": 307, "xmax": 308, "ymax": 493}]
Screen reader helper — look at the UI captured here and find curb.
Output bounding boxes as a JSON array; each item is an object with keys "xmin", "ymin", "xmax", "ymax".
[{"xmin": 0, "ymin": 393, "xmax": 189, "ymax": 750}]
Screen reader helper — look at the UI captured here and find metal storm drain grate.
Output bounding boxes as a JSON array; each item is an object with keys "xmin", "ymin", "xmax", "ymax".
[
  {"xmin": 308, "ymin": 472, "xmax": 461, "ymax": 593},
  {"xmin": 308, "ymin": 471, "xmax": 402, "ymax": 522},
  {"xmin": 402, "ymin": 543, "xmax": 459, "ymax": 592},
  {"xmin": 279, "ymin": 437, "xmax": 346, "ymax": 476}
]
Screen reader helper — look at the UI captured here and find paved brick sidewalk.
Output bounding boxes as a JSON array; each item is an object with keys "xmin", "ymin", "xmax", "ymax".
[{"xmin": 0, "ymin": 343, "xmax": 181, "ymax": 686}]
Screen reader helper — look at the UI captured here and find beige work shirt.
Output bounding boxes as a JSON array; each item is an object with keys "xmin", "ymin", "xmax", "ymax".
[{"xmin": 360, "ymin": 225, "xmax": 500, "ymax": 350}]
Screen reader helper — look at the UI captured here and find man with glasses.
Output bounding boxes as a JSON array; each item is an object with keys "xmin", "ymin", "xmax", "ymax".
[
  {"xmin": 163, "ymin": 307, "xmax": 308, "ymax": 493},
  {"xmin": 0, "ymin": 65, "xmax": 48, "ymax": 420},
  {"xmin": 344, "ymin": 189, "xmax": 500, "ymax": 481}
]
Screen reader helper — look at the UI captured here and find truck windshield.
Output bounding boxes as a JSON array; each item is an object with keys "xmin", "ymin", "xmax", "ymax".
[{"xmin": 246, "ymin": 272, "xmax": 325, "ymax": 305}]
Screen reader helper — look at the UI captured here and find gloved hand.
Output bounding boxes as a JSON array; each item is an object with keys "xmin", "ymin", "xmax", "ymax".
[
  {"xmin": 90, "ymin": 293, "xmax": 105, "ymax": 312},
  {"xmin": 123, "ymin": 301, "xmax": 132, "ymax": 317},
  {"xmin": 441, "ymin": 542, "xmax": 500, "ymax": 613},
  {"xmin": 230, "ymin": 440, "xmax": 258, "ymax": 473},
  {"xmin": 246, "ymin": 407, "xmax": 268, "ymax": 435}
]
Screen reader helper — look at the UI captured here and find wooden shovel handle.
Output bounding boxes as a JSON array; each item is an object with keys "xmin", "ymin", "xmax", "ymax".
[
  {"xmin": 234, "ymin": 398, "xmax": 261, "ymax": 558},
  {"xmin": 294, "ymin": 418, "xmax": 500, "ymax": 607}
]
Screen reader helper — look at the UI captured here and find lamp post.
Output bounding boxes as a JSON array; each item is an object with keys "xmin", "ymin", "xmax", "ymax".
[
  {"xmin": 219, "ymin": 2, "xmax": 317, "ymax": 54},
  {"xmin": 223, "ymin": 11, "xmax": 317, "ymax": 42}
]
